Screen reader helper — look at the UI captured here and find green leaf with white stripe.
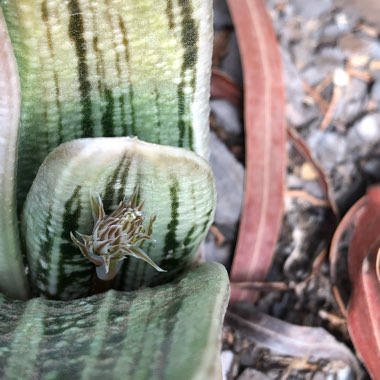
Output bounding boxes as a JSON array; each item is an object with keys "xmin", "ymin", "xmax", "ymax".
[
  {"xmin": 0, "ymin": 262, "xmax": 229, "ymax": 380},
  {"xmin": 0, "ymin": 9, "xmax": 29, "ymax": 299},
  {"xmin": 22, "ymin": 137, "xmax": 216, "ymax": 300},
  {"xmin": 1, "ymin": 0, "xmax": 213, "ymax": 208}
]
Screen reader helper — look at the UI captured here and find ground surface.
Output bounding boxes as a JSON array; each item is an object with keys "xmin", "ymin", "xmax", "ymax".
[{"xmin": 209, "ymin": 0, "xmax": 380, "ymax": 379}]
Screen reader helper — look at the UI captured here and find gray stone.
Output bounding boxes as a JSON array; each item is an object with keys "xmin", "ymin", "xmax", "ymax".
[
  {"xmin": 312, "ymin": 372, "xmax": 326, "ymax": 380},
  {"xmin": 318, "ymin": 24, "xmax": 344, "ymax": 46},
  {"xmin": 307, "ymin": 131, "xmax": 348, "ymax": 170},
  {"xmin": 292, "ymin": 43, "xmax": 311, "ymax": 71},
  {"xmin": 278, "ymin": 19, "xmax": 303, "ymax": 53},
  {"xmin": 219, "ymin": 32, "xmax": 243, "ymax": 88},
  {"xmin": 221, "ymin": 350, "xmax": 235, "ymax": 380},
  {"xmin": 361, "ymin": 157, "xmax": 380, "ymax": 179},
  {"xmin": 347, "ymin": 114, "xmax": 380, "ymax": 156},
  {"xmin": 334, "ymin": 0, "xmax": 380, "ymax": 29},
  {"xmin": 371, "ymin": 79, "xmax": 380, "ymax": 104},
  {"xmin": 332, "ymin": 162, "xmax": 364, "ymax": 212},
  {"xmin": 213, "ymin": 0, "xmax": 233, "ymax": 29},
  {"xmin": 319, "ymin": 47, "xmax": 346, "ymax": 66},
  {"xmin": 237, "ymin": 368, "xmax": 270, "ymax": 380},
  {"xmin": 209, "ymin": 132, "xmax": 244, "ymax": 231},
  {"xmin": 302, "ymin": 49, "xmax": 345, "ymax": 87},
  {"xmin": 302, "ymin": 65, "xmax": 329, "ymax": 87},
  {"xmin": 354, "ymin": 113, "xmax": 380, "ymax": 142},
  {"xmin": 204, "ymin": 233, "xmax": 233, "ymax": 267},
  {"xmin": 337, "ymin": 366, "xmax": 355, "ymax": 380},
  {"xmin": 339, "ymin": 34, "xmax": 380, "ymax": 59},
  {"xmin": 210, "ymin": 99, "xmax": 243, "ymax": 137},
  {"xmin": 281, "ymin": 49, "xmax": 319, "ymax": 127},
  {"xmin": 334, "ymin": 11, "xmax": 358, "ymax": 33},
  {"xmin": 293, "ymin": 0, "xmax": 332, "ymax": 19},
  {"xmin": 332, "ymin": 78, "xmax": 369, "ymax": 127}
]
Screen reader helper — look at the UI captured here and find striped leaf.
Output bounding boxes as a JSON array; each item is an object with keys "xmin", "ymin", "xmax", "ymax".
[
  {"xmin": 0, "ymin": 262, "xmax": 229, "ymax": 380},
  {"xmin": 22, "ymin": 137, "xmax": 216, "ymax": 300},
  {"xmin": 1, "ymin": 0, "xmax": 213, "ymax": 208},
  {"xmin": 0, "ymin": 9, "xmax": 29, "ymax": 299}
]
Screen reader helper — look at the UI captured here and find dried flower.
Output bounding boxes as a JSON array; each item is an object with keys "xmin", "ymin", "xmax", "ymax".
[{"xmin": 70, "ymin": 190, "xmax": 165, "ymax": 280}]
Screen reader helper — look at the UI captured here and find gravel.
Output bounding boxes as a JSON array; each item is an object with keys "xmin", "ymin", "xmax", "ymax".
[{"xmin": 212, "ymin": 0, "xmax": 379, "ymax": 378}]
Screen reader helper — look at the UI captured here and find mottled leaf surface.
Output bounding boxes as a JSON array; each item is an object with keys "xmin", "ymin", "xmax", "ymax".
[
  {"xmin": 0, "ymin": 9, "xmax": 29, "ymax": 299},
  {"xmin": 0, "ymin": 263, "xmax": 229, "ymax": 380},
  {"xmin": 22, "ymin": 137, "xmax": 216, "ymax": 299},
  {"xmin": 2, "ymin": 0, "xmax": 213, "ymax": 207}
]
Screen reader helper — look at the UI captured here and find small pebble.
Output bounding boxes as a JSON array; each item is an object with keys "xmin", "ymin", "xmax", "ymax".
[
  {"xmin": 337, "ymin": 366, "xmax": 355, "ymax": 380},
  {"xmin": 339, "ymin": 34, "xmax": 380, "ymax": 59},
  {"xmin": 213, "ymin": 0, "xmax": 233, "ymax": 29},
  {"xmin": 332, "ymin": 78, "xmax": 369, "ymax": 126},
  {"xmin": 371, "ymin": 79, "xmax": 380, "ymax": 104},
  {"xmin": 361, "ymin": 157, "xmax": 380, "ymax": 180},
  {"xmin": 352, "ymin": 113, "xmax": 380, "ymax": 142},
  {"xmin": 293, "ymin": 0, "xmax": 332, "ymax": 19},
  {"xmin": 237, "ymin": 368, "xmax": 270, "ymax": 380},
  {"xmin": 333, "ymin": 68, "xmax": 349, "ymax": 87},
  {"xmin": 211, "ymin": 99, "xmax": 243, "ymax": 138},
  {"xmin": 209, "ymin": 132, "xmax": 244, "ymax": 234},
  {"xmin": 282, "ymin": 49, "xmax": 319, "ymax": 126},
  {"xmin": 219, "ymin": 32, "xmax": 243, "ymax": 88},
  {"xmin": 221, "ymin": 350, "xmax": 235, "ymax": 380},
  {"xmin": 307, "ymin": 131, "xmax": 347, "ymax": 170},
  {"xmin": 204, "ymin": 234, "xmax": 232, "ymax": 267}
]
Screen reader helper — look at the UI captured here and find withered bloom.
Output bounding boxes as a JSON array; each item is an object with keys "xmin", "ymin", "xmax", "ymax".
[{"xmin": 70, "ymin": 190, "xmax": 165, "ymax": 280}]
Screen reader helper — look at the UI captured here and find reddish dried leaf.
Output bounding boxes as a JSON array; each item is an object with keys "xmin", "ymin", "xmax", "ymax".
[
  {"xmin": 347, "ymin": 186, "xmax": 380, "ymax": 379},
  {"xmin": 329, "ymin": 195, "xmax": 366, "ymax": 315},
  {"xmin": 227, "ymin": 0, "xmax": 286, "ymax": 303},
  {"xmin": 227, "ymin": 305, "xmax": 362, "ymax": 376},
  {"xmin": 211, "ymin": 68, "xmax": 242, "ymax": 108}
]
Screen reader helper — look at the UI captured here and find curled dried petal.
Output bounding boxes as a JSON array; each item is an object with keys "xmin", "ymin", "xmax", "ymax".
[{"xmin": 71, "ymin": 190, "xmax": 165, "ymax": 280}]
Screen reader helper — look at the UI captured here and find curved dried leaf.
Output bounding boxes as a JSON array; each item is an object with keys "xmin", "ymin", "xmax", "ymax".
[
  {"xmin": 227, "ymin": 305, "xmax": 362, "ymax": 377},
  {"xmin": 329, "ymin": 195, "xmax": 366, "ymax": 313},
  {"xmin": 211, "ymin": 68, "xmax": 242, "ymax": 108},
  {"xmin": 227, "ymin": 0, "xmax": 286, "ymax": 302},
  {"xmin": 347, "ymin": 186, "xmax": 380, "ymax": 379}
]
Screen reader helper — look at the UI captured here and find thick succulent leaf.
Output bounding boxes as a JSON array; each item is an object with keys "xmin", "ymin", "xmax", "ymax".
[
  {"xmin": 0, "ymin": 9, "xmax": 29, "ymax": 299},
  {"xmin": 0, "ymin": 262, "xmax": 229, "ymax": 380},
  {"xmin": 1, "ymin": 0, "xmax": 213, "ymax": 207},
  {"xmin": 22, "ymin": 137, "xmax": 216, "ymax": 300}
]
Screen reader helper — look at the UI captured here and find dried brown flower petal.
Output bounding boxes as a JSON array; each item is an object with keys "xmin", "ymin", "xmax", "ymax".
[{"xmin": 71, "ymin": 190, "xmax": 165, "ymax": 280}]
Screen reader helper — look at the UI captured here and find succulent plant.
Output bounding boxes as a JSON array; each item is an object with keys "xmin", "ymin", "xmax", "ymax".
[{"xmin": 0, "ymin": 0, "xmax": 229, "ymax": 378}]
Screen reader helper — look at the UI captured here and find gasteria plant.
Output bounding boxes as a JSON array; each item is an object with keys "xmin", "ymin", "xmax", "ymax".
[{"xmin": 0, "ymin": 1, "xmax": 229, "ymax": 379}]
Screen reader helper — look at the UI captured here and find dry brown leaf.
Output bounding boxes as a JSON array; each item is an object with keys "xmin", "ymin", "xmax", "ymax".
[
  {"xmin": 329, "ymin": 195, "xmax": 366, "ymax": 315},
  {"xmin": 227, "ymin": 305, "xmax": 362, "ymax": 377},
  {"xmin": 346, "ymin": 187, "xmax": 380, "ymax": 379},
  {"xmin": 211, "ymin": 68, "xmax": 242, "ymax": 108},
  {"xmin": 227, "ymin": 0, "xmax": 286, "ymax": 303}
]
